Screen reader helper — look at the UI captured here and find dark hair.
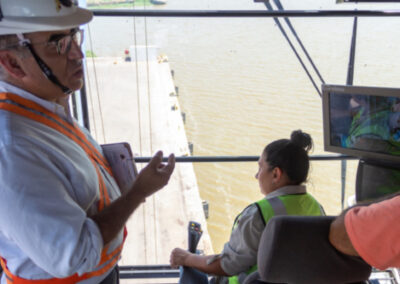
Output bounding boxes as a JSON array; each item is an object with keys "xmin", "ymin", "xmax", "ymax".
[{"xmin": 263, "ymin": 130, "xmax": 313, "ymax": 185}]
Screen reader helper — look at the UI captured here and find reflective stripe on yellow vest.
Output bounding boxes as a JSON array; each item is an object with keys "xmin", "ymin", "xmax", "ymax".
[
  {"xmin": 0, "ymin": 93, "xmax": 127, "ymax": 283},
  {"xmin": 228, "ymin": 193, "xmax": 324, "ymax": 284}
]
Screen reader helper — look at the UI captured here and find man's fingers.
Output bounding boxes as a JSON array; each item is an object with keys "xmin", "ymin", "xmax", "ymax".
[
  {"xmin": 158, "ymin": 154, "xmax": 175, "ymax": 175},
  {"xmin": 165, "ymin": 154, "xmax": 176, "ymax": 174},
  {"xmin": 148, "ymin": 151, "xmax": 163, "ymax": 168},
  {"xmin": 148, "ymin": 151, "xmax": 175, "ymax": 177}
]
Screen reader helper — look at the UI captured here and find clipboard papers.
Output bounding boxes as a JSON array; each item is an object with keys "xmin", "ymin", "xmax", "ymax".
[{"xmin": 101, "ymin": 142, "xmax": 138, "ymax": 194}]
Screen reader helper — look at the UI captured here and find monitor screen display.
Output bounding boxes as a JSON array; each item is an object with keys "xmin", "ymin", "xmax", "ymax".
[{"xmin": 323, "ymin": 84, "xmax": 400, "ymax": 162}]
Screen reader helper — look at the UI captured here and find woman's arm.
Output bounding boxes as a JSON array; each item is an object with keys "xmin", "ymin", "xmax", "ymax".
[
  {"xmin": 169, "ymin": 204, "xmax": 264, "ymax": 277},
  {"xmin": 170, "ymin": 248, "xmax": 228, "ymax": 276}
]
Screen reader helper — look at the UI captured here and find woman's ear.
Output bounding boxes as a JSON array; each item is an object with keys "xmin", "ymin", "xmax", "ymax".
[
  {"xmin": 272, "ymin": 167, "xmax": 283, "ymax": 183},
  {"xmin": 0, "ymin": 51, "xmax": 26, "ymax": 79}
]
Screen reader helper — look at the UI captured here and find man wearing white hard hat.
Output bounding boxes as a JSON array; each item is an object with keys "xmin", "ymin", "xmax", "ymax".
[{"xmin": 0, "ymin": 1, "xmax": 175, "ymax": 283}]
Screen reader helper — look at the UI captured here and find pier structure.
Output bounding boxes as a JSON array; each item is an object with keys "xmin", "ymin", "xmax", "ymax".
[{"xmin": 85, "ymin": 46, "xmax": 213, "ymax": 281}]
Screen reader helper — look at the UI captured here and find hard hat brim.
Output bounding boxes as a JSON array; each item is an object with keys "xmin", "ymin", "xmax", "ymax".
[{"xmin": 0, "ymin": 7, "xmax": 93, "ymax": 35}]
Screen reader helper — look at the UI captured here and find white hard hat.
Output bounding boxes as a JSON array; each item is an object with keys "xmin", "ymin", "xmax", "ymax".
[{"xmin": 0, "ymin": 0, "xmax": 93, "ymax": 35}]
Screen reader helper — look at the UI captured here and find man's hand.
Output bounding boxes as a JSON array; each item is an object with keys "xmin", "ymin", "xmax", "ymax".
[
  {"xmin": 133, "ymin": 151, "xmax": 175, "ymax": 199},
  {"xmin": 91, "ymin": 151, "xmax": 175, "ymax": 245},
  {"xmin": 170, "ymin": 248, "xmax": 191, "ymax": 268}
]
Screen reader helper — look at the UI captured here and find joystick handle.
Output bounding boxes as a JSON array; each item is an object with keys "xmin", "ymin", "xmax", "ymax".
[{"xmin": 188, "ymin": 221, "xmax": 203, "ymax": 253}]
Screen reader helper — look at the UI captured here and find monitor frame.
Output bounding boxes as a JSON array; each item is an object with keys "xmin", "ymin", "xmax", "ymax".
[{"xmin": 322, "ymin": 84, "xmax": 400, "ymax": 163}]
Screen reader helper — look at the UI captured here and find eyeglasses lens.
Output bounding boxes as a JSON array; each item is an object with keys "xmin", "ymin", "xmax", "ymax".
[{"xmin": 57, "ymin": 30, "xmax": 84, "ymax": 55}]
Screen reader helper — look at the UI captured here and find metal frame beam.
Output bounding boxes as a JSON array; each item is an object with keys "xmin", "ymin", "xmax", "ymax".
[
  {"xmin": 119, "ymin": 265, "xmax": 180, "ymax": 279},
  {"xmin": 91, "ymin": 9, "xmax": 400, "ymax": 18},
  {"xmin": 133, "ymin": 155, "xmax": 358, "ymax": 163}
]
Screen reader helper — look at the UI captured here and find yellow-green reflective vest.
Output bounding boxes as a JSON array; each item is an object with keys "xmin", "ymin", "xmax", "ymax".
[{"xmin": 228, "ymin": 193, "xmax": 324, "ymax": 284}]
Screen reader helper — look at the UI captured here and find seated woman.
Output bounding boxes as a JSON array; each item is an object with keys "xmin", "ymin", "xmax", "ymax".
[{"xmin": 170, "ymin": 130, "xmax": 325, "ymax": 284}]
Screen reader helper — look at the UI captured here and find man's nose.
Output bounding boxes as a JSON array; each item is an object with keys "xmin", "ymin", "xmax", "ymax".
[{"xmin": 68, "ymin": 40, "xmax": 84, "ymax": 60}]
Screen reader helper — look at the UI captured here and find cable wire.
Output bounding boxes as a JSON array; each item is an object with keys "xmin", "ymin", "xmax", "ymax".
[
  {"xmin": 132, "ymin": 16, "xmax": 143, "ymax": 156},
  {"xmin": 273, "ymin": 0, "xmax": 325, "ymax": 85},
  {"xmin": 83, "ymin": 54, "xmax": 98, "ymax": 140},
  {"xmin": 142, "ymin": 0, "xmax": 158, "ymax": 264},
  {"xmin": 264, "ymin": 2, "xmax": 322, "ymax": 97},
  {"xmin": 144, "ymin": 20, "xmax": 153, "ymax": 154},
  {"xmin": 87, "ymin": 25, "xmax": 107, "ymax": 143}
]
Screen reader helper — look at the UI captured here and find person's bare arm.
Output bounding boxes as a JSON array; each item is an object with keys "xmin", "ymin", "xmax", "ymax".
[
  {"xmin": 329, "ymin": 212, "xmax": 359, "ymax": 256},
  {"xmin": 329, "ymin": 191, "xmax": 400, "ymax": 256},
  {"xmin": 170, "ymin": 248, "xmax": 228, "ymax": 276},
  {"xmin": 91, "ymin": 151, "xmax": 175, "ymax": 245}
]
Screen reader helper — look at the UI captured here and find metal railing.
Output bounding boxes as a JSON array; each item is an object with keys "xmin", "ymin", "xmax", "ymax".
[
  {"xmin": 133, "ymin": 154, "xmax": 358, "ymax": 163},
  {"xmin": 119, "ymin": 265, "xmax": 179, "ymax": 279},
  {"xmin": 91, "ymin": 9, "xmax": 400, "ymax": 18}
]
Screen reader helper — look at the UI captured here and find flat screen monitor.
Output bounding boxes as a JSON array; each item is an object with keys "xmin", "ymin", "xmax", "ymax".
[{"xmin": 322, "ymin": 84, "xmax": 400, "ymax": 162}]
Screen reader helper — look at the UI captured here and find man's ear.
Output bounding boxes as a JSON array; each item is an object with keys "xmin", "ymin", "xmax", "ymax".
[{"xmin": 0, "ymin": 51, "xmax": 26, "ymax": 78}]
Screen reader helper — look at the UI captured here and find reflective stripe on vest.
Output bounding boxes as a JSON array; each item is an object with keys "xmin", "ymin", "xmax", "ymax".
[
  {"xmin": 229, "ymin": 194, "xmax": 323, "ymax": 284},
  {"xmin": 0, "ymin": 93, "xmax": 127, "ymax": 283},
  {"xmin": 265, "ymin": 196, "xmax": 287, "ymax": 215}
]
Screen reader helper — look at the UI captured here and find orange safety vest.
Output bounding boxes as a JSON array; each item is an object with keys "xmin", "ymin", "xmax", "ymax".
[{"xmin": 0, "ymin": 93, "xmax": 127, "ymax": 283}]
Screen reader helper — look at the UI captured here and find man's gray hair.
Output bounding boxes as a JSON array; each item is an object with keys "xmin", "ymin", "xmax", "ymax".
[{"xmin": 0, "ymin": 34, "xmax": 29, "ymax": 79}]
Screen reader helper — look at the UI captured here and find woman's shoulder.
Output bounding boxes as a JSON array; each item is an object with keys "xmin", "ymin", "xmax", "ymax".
[
  {"xmin": 236, "ymin": 201, "xmax": 267, "ymax": 228},
  {"xmin": 237, "ymin": 201, "xmax": 268, "ymax": 222},
  {"xmin": 241, "ymin": 202, "xmax": 260, "ymax": 215}
]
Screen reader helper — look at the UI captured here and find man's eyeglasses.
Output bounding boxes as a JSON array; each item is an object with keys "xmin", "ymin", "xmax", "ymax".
[{"xmin": 46, "ymin": 29, "xmax": 84, "ymax": 55}]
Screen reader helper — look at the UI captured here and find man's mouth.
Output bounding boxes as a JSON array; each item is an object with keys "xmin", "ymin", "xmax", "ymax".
[
  {"xmin": 71, "ymin": 60, "xmax": 83, "ymax": 78},
  {"xmin": 72, "ymin": 67, "xmax": 84, "ymax": 78}
]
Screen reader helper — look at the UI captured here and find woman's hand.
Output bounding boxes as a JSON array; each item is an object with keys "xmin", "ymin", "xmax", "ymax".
[
  {"xmin": 170, "ymin": 248, "xmax": 191, "ymax": 268},
  {"xmin": 170, "ymin": 249, "xmax": 228, "ymax": 276}
]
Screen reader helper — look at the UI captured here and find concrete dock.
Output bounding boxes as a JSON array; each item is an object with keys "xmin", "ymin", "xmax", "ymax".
[{"xmin": 85, "ymin": 46, "xmax": 213, "ymax": 282}]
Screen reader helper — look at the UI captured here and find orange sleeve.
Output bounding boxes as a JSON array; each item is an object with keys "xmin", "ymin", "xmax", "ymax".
[{"xmin": 344, "ymin": 196, "xmax": 400, "ymax": 270}]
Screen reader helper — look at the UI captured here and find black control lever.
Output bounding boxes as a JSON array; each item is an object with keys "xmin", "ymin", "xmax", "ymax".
[
  {"xmin": 188, "ymin": 221, "xmax": 203, "ymax": 254},
  {"xmin": 179, "ymin": 221, "xmax": 208, "ymax": 284}
]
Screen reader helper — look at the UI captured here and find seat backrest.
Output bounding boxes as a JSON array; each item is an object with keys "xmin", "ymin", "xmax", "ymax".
[
  {"xmin": 257, "ymin": 216, "xmax": 371, "ymax": 284},
  {"xmin": 356, "ymin": 159, "xmax": 400, "ymax": 203}
]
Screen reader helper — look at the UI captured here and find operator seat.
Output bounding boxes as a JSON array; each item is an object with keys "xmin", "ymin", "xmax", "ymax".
[{"xmin": 245, "ymin": 215, "xmax": 371, "ymax": 284}]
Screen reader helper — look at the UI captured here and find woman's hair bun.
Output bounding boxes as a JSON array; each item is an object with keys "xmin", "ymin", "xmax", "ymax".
[{"xmin": 290, "ymin": 130, "xmax": 313, "ymax": 153}]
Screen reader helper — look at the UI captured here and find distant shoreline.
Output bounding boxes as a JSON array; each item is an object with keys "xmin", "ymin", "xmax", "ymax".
[
  {"xmin": 87, "ymin": 0, "xmax": 153, "ymax": 8},
  {"xmin": 87, "ymin": 0, "xmax": 134, "ymax": 6}
]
